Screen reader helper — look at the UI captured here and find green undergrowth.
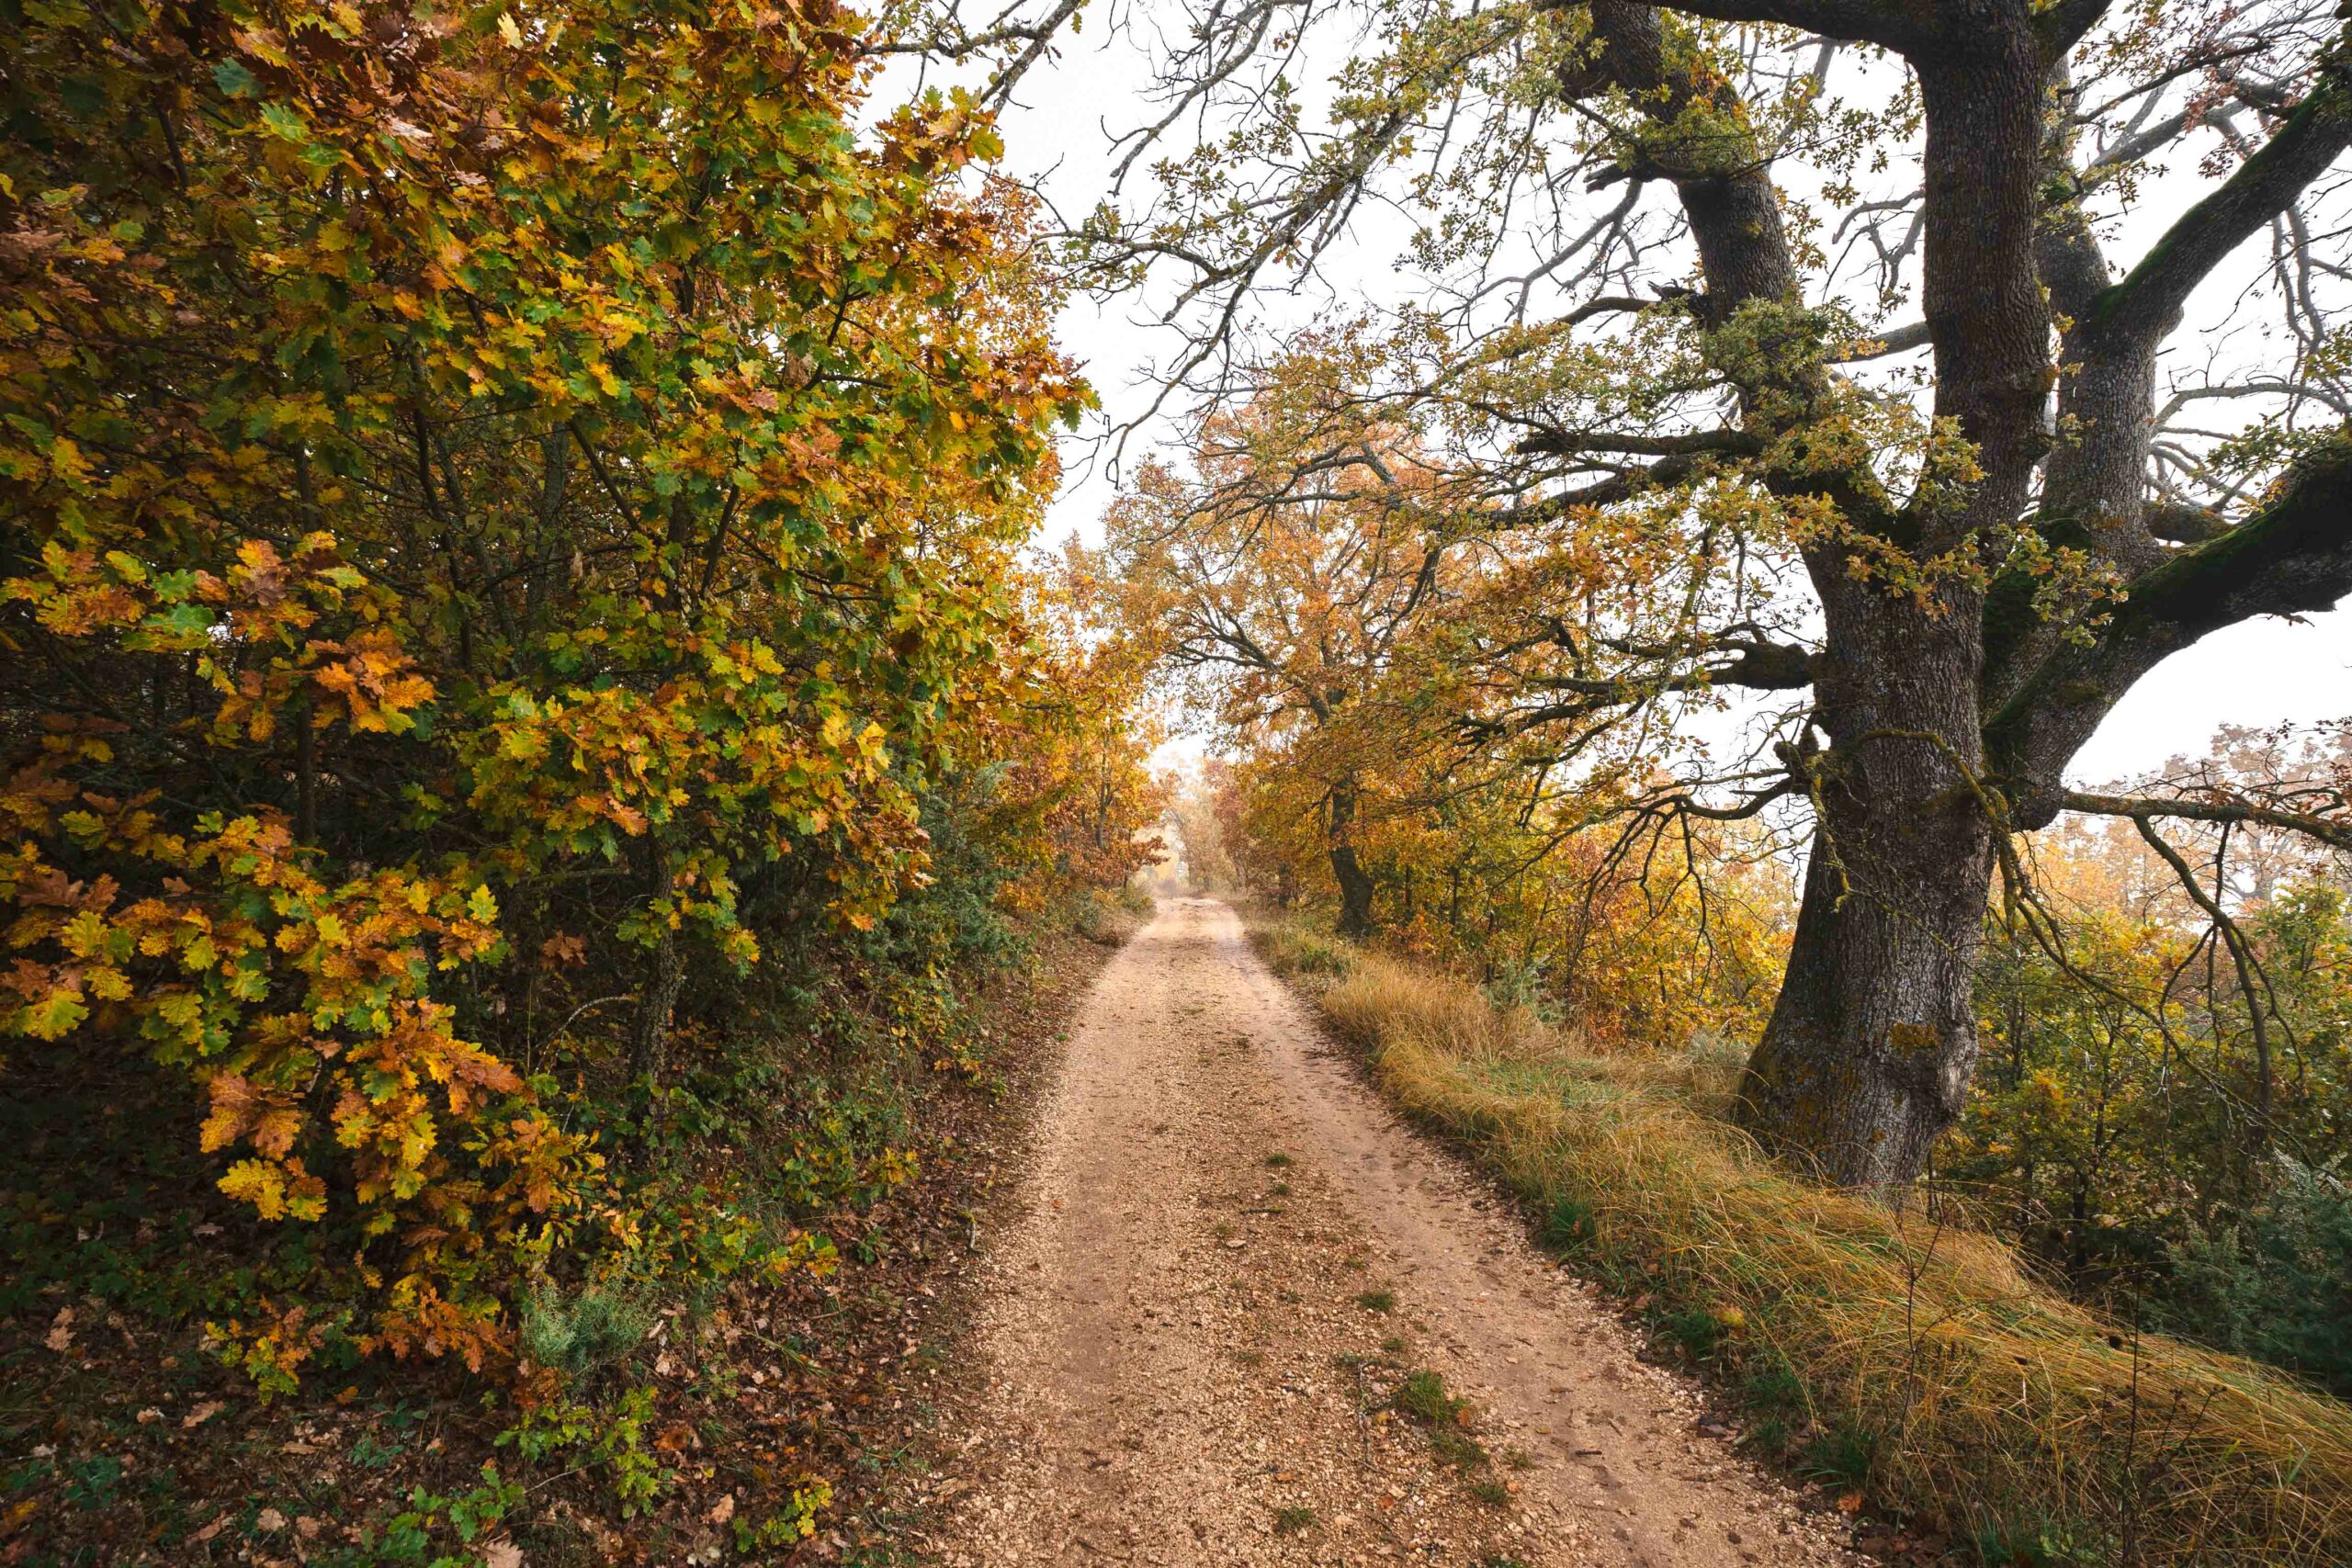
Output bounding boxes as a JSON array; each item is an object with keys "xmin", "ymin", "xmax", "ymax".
[
  {"xmin": 1069, "ymin": 883, "xmax": 1158, "ymax": 947},
  {"xmin": 1, "ymin": 893, "xmax": 1128, "ymax": 1563},
  {"xmin": 1254, "ymin": 914, "xmax": 2352, "ymax": 1567}
]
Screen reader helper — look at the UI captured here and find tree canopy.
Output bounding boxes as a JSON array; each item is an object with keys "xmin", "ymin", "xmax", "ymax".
[
  {"xmin": 1078, "ymin": 0, "xmax": 2352, "ymax": 1186},
  {"xmin": 1, "ymin": 0, "xmax": 1157, "ymax": 1394}
]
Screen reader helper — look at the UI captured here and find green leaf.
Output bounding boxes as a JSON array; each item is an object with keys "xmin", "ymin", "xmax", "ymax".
[{"xmin": 258, "ymin": 102, "xmax": 311, "ymax": 145}]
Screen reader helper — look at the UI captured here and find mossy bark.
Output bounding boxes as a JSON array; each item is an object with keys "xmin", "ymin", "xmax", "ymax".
[{"xmin": 1735, "ymin": 582, "xmax": 1998, "ymax": 1190}]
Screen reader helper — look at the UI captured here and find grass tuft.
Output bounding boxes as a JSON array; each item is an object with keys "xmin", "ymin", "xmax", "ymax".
[
  {"xmin": 1267, "ymin": 929, "xmax": 2352, "ymax": 1566},
  {"xmin": 519, "ymin": 1283, "xmax": 650, "ymax": 1386},
  {"xmin": 1392, "ymin": 1368, "xmax": 1490, "ymax": 1472},
  {"xmin": 1392, "ymin": 1368, "xmax": 1464, "ymax": 1426}
]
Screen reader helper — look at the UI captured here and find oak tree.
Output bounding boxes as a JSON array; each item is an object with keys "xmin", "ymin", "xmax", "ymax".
[{"xmin": 1079, "ymin": 0, "xmax": 2352, "ymax": 1186}]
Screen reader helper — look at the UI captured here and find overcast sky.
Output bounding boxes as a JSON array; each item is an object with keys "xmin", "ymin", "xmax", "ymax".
[{"xmin": 953, "ymin": 14, "xmax": 2352, "ymax": 785}]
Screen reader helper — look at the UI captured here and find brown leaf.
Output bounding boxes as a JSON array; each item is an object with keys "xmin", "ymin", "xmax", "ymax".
[{"xmin": 184, "ymin": 1401, "xmax": 226, "ymax": 1428}]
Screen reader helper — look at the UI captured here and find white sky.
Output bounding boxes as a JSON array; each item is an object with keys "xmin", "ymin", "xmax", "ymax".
[{"xmin": 958, "ymin": 16, "xmax": 2352, "ymax": 786}]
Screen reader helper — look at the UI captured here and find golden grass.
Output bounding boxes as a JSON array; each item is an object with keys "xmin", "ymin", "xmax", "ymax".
[
  {"xmin": 1276, "ymin": 933, "xmax": 2352, "ymax": 1566},
  {"xmin": 1070, "ymin": 887, "xmax": 1153, "ymax": 947}
]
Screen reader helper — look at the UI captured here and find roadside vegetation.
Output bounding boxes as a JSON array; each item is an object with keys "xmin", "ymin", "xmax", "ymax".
[
  {"xmin": 1254, "ymin": 915, "xmax": 2352, "ymax": 1564},
  {"xmin": 0, "ymin": 0, "xmax": 1159, "ymax": 1558}
]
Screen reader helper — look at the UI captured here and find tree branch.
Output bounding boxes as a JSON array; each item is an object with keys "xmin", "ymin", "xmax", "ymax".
[
  {"xmin": 2062, "ymin": 788, "xmax": 2352, "ymax": 852},
  {"xmin": 1587, "ymin": 0, "xmax": 1927, "ymax": 51},
  {"xmin": 1828, "ymin": 321, "xmax": 1931, "ymax": 361},
  {"xmin": 1987, "ymin": 432, "xmax": 2352, "ymax": 818},
  {"xmin": 1512, "ymin": 427, "xmax": 1762, "ymax": 458},
  {"xmin": 2089, "ymin": 61, "xmax": 2352, "ymax": 345}
]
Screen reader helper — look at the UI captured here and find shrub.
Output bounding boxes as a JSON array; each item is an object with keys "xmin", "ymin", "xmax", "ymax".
[
  {"xmin": 1259, "ymin": 922, "xmax": 1355, "ymax": 977},
  {"xmin": 0, "ymin": 0, "xmax": 1152, "ymax": 1397},
  {"xmin": 2151, "ymin": 1158, "xmax": 2352, "ymax": 1398},
  {"xmin": 518, "ymin": 1285, "xmax": 651, "ymax": 1388}
]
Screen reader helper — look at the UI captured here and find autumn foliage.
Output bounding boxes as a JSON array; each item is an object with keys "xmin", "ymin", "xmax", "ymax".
[{"xmin": 1, "ymin": 0, "xmax": 1150, "ymax": 1398}]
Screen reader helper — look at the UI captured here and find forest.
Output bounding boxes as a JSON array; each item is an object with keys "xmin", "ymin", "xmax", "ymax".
[{"xmin": 5, "ymin": 0, "xmax": 2352, "ymax": 1561}]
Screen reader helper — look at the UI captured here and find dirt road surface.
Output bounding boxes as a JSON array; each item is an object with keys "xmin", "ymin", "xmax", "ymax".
[{"xmin": 931, "ymin": 897, "xmax": 1857, "ymax": 1567}]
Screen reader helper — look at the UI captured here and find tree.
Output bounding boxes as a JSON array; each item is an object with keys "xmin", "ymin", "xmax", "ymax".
[
  {"xmin": 1071, "ymin": 0, "xmax": 2352, "ymax": 1187},
  {"xmin": 1094, "ymin": 374, "xmax": 1458, "ymax": 933},
  {"xmin": 0, "ymin": 0, "xmax": 1092, "ymax": 1380}
]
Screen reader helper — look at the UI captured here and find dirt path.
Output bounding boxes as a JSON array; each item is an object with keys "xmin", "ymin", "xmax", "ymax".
[{"xmin": 931, "ymin": 898, "xmax": 1858, "ymax": 1568}]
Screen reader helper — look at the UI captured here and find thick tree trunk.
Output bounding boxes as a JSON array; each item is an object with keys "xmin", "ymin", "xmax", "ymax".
[
  {"xmin": 1329, "ymin": 783, "xmax": 1376, "ymax": 938},
  {"xmin": 1734, "ymin": 586, "xmax": 1998, "ymax": 1190},
  {"xmin": 1729, "ymin": 15, "xmax": 2044, "ymax": 1191}
]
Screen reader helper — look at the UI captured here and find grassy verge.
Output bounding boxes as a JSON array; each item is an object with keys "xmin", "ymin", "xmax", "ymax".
[
  {"xmin": 1253, "ymin": 916, "xmax": 2352, "ymax": 1567},
  {"xmin": 1069, "ymin": 884, "xmax": 1157, "ymax": 948}
]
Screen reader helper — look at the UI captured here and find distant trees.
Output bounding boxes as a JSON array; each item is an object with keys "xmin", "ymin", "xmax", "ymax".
[{"xmin": 1097, "ymin": 381, "xmax": 1461, "ymax": 932}]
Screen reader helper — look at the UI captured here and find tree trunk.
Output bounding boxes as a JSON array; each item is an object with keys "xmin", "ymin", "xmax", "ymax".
[
  {"xmin": 627, "ymin": 842, "xmax": 685, "ymax": 1085},
  {"xmin": 627, "ymin": 924, "xmax": 684, "ymax": 1085},
  {"xmin": 1734, "ymin": 584, "xmax": 1998, "ymax": 1190},
  {"xmin": 1730, "ymin": 17, "xmax": 2047, "ymax": 1192},
  {"xmin": 1329, "ymin": 783, "xmax": 1376, "ymax": 938}
]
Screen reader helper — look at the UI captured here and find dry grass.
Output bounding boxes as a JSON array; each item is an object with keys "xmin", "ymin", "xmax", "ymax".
[
  {"xmin": 1271, "ymin": 929, "xmax": 2352, "ymax": 1566},
  {"xmin": 1070, "ymin": 886, "xmax": 1155, "ymax": 947}
]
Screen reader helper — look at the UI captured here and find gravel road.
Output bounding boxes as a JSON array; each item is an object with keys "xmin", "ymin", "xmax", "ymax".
[{"xmin": 931, "ymin": 897, "xmax": 1858, "ymax": 1568}]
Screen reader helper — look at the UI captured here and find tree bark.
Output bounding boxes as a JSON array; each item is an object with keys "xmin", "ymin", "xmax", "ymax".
[
  {"xmin": 627, "ymin": 924, "xmax": 685, "ymax": 1086},
  {"xmin": 1732, "ymin": 6, "xmax": 2045, "ymax": 1190},
  {"xmin": 1734, "ymin": 581, "xmax": 1998, "ymax": 1188},
  {"xmin": 627, "ymin": 843, "xmax": 685, "ymax": 1085},
  {"xmin": 1329, "ymin": 782, "xmax": 1377, "ymax": 937}
]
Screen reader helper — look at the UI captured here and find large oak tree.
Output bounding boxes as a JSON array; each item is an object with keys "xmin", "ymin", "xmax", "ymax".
[{"xmin": 1066, "ymin": 0, "xmax": 2352, "ymax": 1186}]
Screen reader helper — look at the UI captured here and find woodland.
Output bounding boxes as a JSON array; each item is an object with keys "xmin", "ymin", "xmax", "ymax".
[{"xmin": 5, "ymin": 0, "xmax": 2352, "ymax": 1560}]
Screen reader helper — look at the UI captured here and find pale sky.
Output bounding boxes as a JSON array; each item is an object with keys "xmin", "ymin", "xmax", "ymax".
[{"xmin": 955, "ymin": 12, "xmax": 2352, "ymax": 786}]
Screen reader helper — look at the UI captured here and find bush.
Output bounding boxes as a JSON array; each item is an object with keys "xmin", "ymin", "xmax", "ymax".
[
  {"xmin": 0, "ymin": 0, "xmax": 1152, "ymax": 1397},
  {"xmin": 1069, "ymin": 887, "xmax": 1152, "ymax": 947},
  {"xmin": 1256, "ymin": 921, "xmax": 1356, "ymax": 978},
  {"xmin": 518, "ymin": 1286, "xmax": 652, "ymax": 1388},
  {"xmin": 2151, "ymin": 1159, "xmax": 2352, "ymax": 1398}
]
